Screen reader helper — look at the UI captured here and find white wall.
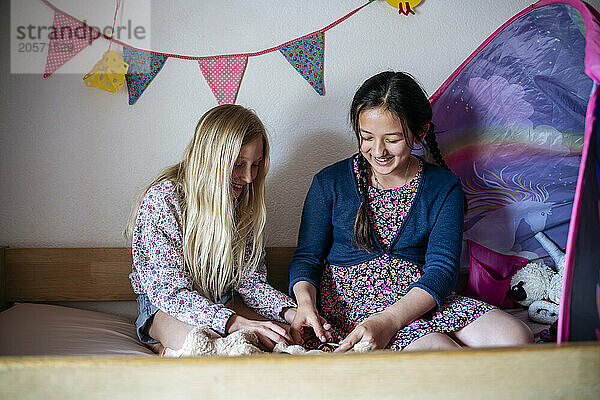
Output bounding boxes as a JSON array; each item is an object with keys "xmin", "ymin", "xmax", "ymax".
[{"xmin": 1, "ymin": 0, "xmax": 599, "ymax": 247}]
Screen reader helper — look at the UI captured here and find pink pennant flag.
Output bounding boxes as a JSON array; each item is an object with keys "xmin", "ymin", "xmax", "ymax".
[
  {"xmin": 44, "ymin": 10, "xmax": 100, "ymax": 78},
  {"xmin": 198, "ymin": 56, "xmax": 248, "ymax": 105}
]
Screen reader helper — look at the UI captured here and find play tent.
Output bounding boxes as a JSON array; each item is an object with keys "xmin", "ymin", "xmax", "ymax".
[{"xmin": 429, "ymin": 0, "xmax": 600, "ymax": 343}]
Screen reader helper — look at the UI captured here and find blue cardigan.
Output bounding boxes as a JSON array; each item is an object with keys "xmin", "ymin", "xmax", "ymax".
[{"xmin": 289, "ymin": 155, "xmax": 465, "ymax": 309}]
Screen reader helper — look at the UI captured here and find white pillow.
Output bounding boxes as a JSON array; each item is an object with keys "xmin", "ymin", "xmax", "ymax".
[{"xmin": 0, "ymin": 302, "xmax": 154, "ymax": 356}]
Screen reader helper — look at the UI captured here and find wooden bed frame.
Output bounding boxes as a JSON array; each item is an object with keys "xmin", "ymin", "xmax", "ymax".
[{"xmin": 1, "ymin": 246, "xmax": 599, "ymax": 399}]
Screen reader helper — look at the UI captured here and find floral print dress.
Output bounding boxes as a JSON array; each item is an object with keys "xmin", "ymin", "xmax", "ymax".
[{"xmin": 316, "ymin": 157, "xmax": 495, "ymax": 350}]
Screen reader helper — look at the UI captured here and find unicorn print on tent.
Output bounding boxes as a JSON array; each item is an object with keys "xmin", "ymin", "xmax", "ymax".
[
  {"xmin": 431, "ymin": 2, "xmax": 590, "ymax": 270},
  {"xmin": 462, "ymin": 165, "xmax": 563, "ymax": 260}
]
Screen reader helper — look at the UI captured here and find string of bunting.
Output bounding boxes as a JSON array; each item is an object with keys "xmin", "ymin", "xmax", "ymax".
[{"xmin": 40, "ymin": 0, "xmax": 375, "ymax": 105}]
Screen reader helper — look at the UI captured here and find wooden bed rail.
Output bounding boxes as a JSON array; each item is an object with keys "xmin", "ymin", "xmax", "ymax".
[
  {"xmin": 1, "ymin": 342, "xmax": 599, "ymax": 399},
  {"xmin": 3, "ymin": 247, "xmax": 135, "ymax": 303},
  {"xmin": 0, "ymin": 247, "xmax": 297, "ymax": 304},
  {"xmin": 0, "ymin": 246, "xmax": 467, "ymax": 306}
]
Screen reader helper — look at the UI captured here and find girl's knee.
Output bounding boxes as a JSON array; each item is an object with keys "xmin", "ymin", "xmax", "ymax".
[
  {"xmin": 485, "ymin": 311, "xmax": 534, "ymax": 346},
  {"xmin": 404, "ymin": 333, "xmax": 461, "ymax": 351},
  {"xmin": 453, "ymin": 310, "xmax": 534, "ymax": 347},
  {"xmin": 502, "ymin": 318, "xmax": 534, "ymax": 345}
]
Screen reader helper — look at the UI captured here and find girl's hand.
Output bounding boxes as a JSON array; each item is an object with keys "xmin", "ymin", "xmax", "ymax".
[
  {"xmin": 281, "ymin": 307, "xmax": 297, "ymax": 324},
  {"xmin": 335, "ymin": 311, "xmax": 399, "ymax": 352},
  {"xmin": 226, "ymin": 314, "xmax": 292, "ymax": 351},
  {"xmin": 290, "ymin": 303, "xmax": 332, "ymax": 345}
]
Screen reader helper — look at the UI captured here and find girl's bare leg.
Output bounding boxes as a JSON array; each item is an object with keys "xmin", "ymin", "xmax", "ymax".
[
  {"xmin": 450, "ymin": 309, "xmax": 533, "ymax": 347},
  {"xmin": 403, "ymin": 332, "xmax": 461, "ymax": 351},
  {"xmin": 147, "ymin": 310, "xmax": 196, "ymax": 351}
]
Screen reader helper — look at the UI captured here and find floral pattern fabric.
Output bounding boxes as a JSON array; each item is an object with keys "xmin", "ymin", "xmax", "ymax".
[
  {"xmin": 279, "ymin": 32, "xmax": 325, "ymax": 95},
  {"xmin": 123, "ymin": 47, "xmax": 168, "ymax": 105}
]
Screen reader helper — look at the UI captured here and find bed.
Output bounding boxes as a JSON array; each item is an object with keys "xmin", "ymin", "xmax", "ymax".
[{"xmin": 0, "ymin": 246, "xmax": 598, "ymax": 399}]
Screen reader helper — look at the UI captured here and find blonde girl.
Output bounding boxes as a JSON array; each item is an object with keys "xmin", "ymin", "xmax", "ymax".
[{"xmin": 126, "ymin": 104, "xmax": 296, "ymax": 355}]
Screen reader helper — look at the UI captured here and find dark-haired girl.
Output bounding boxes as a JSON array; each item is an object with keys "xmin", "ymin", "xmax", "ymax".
[{"xmin": 289, "ymin": 72, "xmax": 533, "ymax": 351}]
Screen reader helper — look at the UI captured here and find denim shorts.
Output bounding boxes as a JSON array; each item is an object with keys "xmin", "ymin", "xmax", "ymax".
[{"xmin": 135, "ymin": 292, "xmax": 233, "ymax": 344}]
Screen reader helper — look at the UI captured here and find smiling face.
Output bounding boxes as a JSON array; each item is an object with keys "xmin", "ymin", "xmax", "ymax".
[
  {"xmin": 358, "ymin": 107, "xmax": 425, "ymax": 184},
  {"xmin": 231, "ymin": 136, "xmax": 264, "ymax": 198}
]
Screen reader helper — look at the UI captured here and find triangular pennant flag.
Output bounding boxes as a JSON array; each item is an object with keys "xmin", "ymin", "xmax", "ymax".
[
  {"xmin": 43, "ymin": 11, "xmax": 99, "ymax": 78},
  {"xmin": 198, "ymin": 56, "xmax": 248, "ymax": 105},
  {"xmin": 123, "ymin": 47, "xmax": 168, "ymax": 105},
  {"xmin": 279, "ymin": 32, "xmax": 324, "ymax": 95}
]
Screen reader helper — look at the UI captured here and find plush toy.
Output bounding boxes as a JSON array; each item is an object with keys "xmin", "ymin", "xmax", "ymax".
[
  {"xmin": 509, "ymin": 232, "xmax": 565, "ymax": 324},
  {"xmin": 166, "ymin": 326, "xmax": 372, "ymax": 357}
]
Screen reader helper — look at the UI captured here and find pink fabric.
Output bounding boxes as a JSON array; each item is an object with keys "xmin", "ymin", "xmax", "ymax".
[
  {"xmin": 464, "ymin": 240, "xmax": 528, "ymax": 308},
  {"xmin": 198, "ymin": 56, "xmax": 248, "ymax": 105},
  {"xmin": 43, "ymin": 10, "xmax": 98, "ymax": 78},
  {"xmin": 0, "ymin": 303, "xmax": 153, "ymax": 356}
]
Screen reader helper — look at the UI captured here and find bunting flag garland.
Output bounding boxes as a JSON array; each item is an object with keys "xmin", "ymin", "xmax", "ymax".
[
  {"xmin": 279, "ymin": 33, "xmax": 325, "ymax": 95},
  {"xmin": 40, "ymin": 0, "xmax": 374, "ymax": 103},
  {"xmin": 198, "ymin": 56, "xmax": 249, "ymax": 105},
  {"xmin": 122, "ymin": 48, "xmax": 169, "ymax": 105},
  {"xmin": 43, "ymin": 10, "xmax": 99, "ymax": 78}
]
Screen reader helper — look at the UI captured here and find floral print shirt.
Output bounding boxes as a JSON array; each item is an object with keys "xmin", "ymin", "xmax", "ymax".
[{"xmin": 129, "ymin": 181, "xmax": 296, "ymax": 335}]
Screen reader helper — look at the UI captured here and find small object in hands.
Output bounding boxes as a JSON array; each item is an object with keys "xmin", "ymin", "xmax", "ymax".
[
  {"xmin": 317, "ymin": 342, "xmax": 340, "ymax": 352},
  {"xmin": 83, "ymin": 50, "xmax": 129, "ymax": 93},
  {"xmin": 301, "ymin": 332, "xmax": 323, "ymax": 350},
  {"xmin": 277, "ymin": 342, "xmax": 339, "ymax": 354},
  {"xmin": 298, "ymin": 330, "xmax": 342, "ymax": 352}
]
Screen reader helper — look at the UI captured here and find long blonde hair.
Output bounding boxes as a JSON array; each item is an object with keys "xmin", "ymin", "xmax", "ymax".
[{"xmin": 124, "ymin": 104, "xmax": 269, "ymax": 302}]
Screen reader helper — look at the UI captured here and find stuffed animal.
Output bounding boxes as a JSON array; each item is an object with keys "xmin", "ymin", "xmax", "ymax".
[
  {"xmin": 509, "ymin": 232, "xmax": 565, "ymax": 324},
  {"xmin": 166, "ymin": 326, "xmax": 373, "ymax": 357}
]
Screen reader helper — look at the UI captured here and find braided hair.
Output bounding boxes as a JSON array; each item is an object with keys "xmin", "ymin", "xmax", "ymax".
[
  {"xmin": 353, "ymin": 152, "xmax": 375, "ymax": 250},
  {"xmin": 424, "ymin": 122, "xmax": 448, "ymax": 170},
  {"xmin": 350, "ymin": 71, "xmax": 450, "ymax": 252}
]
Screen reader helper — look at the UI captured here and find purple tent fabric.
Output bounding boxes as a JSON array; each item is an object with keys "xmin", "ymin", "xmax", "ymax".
[{"xmin": 428, "ymin": 0, "xmax": 600, "ymax": 342}]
